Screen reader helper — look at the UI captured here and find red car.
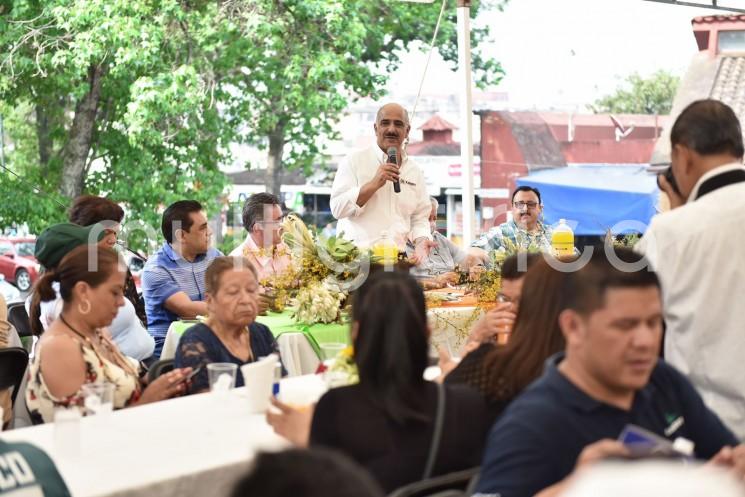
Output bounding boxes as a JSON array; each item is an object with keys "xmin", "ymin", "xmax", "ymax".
[{"xmin": 0, "ymin": 237, "xmax": 39, "ymax": 292}]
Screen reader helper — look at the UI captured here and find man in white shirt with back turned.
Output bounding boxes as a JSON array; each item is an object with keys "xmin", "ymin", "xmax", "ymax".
[
  {"xmin": 636, "ymin": 99, "xmax": 745, "ymax": 439},
  {"xmin": 330, "ymin": 103, "xmax": 435, "ymax": 263}
]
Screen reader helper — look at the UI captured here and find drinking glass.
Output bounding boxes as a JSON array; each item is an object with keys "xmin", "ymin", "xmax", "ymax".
[
  {"xmin": 81, "ymin": 383, "xmax": 114, "ymax": 417},
  {"xmin": 207, "ymin": 363, "xmax": 237, "ymax": 392}
]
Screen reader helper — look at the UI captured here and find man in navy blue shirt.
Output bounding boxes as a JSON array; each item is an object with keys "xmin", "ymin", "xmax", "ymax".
[
  {"xmin": 142, "ymin": 200, "xmax": 222, "ymax": 358},
  {"xmin": 475, "ymin": 248, "xmax": 745, "ymax": 497}
]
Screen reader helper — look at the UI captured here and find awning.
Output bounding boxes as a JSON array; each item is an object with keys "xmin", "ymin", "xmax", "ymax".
[{"xmin": 516, "ymin": 165, "xmax": 660, "ymax": 235}]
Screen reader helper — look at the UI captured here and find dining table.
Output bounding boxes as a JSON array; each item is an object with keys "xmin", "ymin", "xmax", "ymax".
[{"xmin": 0, "ymin": 375, "xmax": 327, "ymax": 497}]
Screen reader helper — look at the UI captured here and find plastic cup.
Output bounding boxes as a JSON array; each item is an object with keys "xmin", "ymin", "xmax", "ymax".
[
  {"xmin": 54, "ymin": 408, "xmax": 81, "ymax": 457},
  {"xmin": 319, "ymin": 342, "xmax": 346, "ymax": 362},
  {"xmin": 207, "ymin": 363, "xmax": 238, "ymax": 392},
  {"xmin": 240, "ymin": 355, "xmax": 278, "ymax": 413},
  {"xmin": 81, "ymin": 383, "xmax": 114, "ymax": 417}
]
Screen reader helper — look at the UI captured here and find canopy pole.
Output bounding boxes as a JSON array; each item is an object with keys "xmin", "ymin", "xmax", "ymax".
[{"xmin": 457, "ymin": 0, "xmax": 475, "ymax": 246}]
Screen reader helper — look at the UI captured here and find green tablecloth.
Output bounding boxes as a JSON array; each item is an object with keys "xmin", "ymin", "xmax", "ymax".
[{"xmin": 169, "ymin": 311, "xmax": 351, "ymax": 356}]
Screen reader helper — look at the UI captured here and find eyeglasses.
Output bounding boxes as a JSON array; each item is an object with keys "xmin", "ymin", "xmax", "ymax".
[
  {"xmin": 513, "ymin": 201, "xmax": 539, "ymax": 209},
  {"xmin": 258, "ymin": 219, "xmax": 284, "ymax": 227},
  {"xmin": 496, "ymin": 293, "xmax": 513, "ymax": 304}
]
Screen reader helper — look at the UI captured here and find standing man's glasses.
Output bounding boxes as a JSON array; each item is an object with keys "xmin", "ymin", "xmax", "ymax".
[{"xmin": 513, "ymin": 201, "xmax": 539, "ymax": 209}]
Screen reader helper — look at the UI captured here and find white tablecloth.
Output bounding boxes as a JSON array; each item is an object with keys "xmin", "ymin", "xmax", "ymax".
[{"xmin": 0, "ymin": 376, "xmax": 325, "ymax": 497}]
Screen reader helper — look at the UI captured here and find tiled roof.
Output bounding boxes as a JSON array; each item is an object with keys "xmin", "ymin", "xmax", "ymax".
[
  {"xmin": 710, "ymin": 56, "xmax": 745, "ymax": 123},
  {"xmin": 418, "ymin": 114, "xmax": 457, "ymax": 131},
  {"xmin": 693, "ymin": 15, "xmax": 745, "ymax": 24},
  {"xmin": 490, "ymin": 112, "xmax": 566, "ymax": 170}
]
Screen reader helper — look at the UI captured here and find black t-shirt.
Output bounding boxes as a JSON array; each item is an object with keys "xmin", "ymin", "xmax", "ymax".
[
  {"xmin": 444, "ymin": 343, "xmax": 506, "ymax": 421},
  {"xmin": 475, "ymin": 353, "xmax": 739, "ymax": 497},
  {"xmin": 310, "ymin": 381, "xmax": 490, "ymax": 493},
  {"xmin": 0, "ymin": 440, "xmax": 71, "ymax": 496}
]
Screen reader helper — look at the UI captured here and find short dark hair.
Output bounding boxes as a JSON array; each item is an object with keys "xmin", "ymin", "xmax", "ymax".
[
  {"xmin": 242, "ymin": 193, "xmax": 281, "ymax": 232},
  {"xmin": 161, "ymin": 200, "xmax": 203, "ymax": 244},
  {"xmin": 231, "ymin": 449, "xmax": 383, "ymax": 497},
  {"xmin": 352, "ymin": 269, "xmax": 429, "ymax": 424},
  {"xmin": 511, "ymin": 186, "xmax": 542, "ymax": 204},
  {"xmin": 561, "ymin": 247, "xmax": 659, "ymax": 316},
  {"xmin": 501, "ymin": 253, "xmax": 541, "ymax": 281},
  {"xmin": 69, "ymin": 195, "xmax": 125, "ymax": 226},
  {"xmin": 670, "ymin": 99, "xmax": 744, "ymax": 159}
]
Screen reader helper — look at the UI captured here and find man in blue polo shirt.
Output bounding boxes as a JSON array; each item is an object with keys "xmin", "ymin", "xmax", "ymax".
[
  {"xmin": 142, "ymin": 200, "xmax": 222, "ymax": 358},
  {"xmin": 475, "ymin": 248, "xmax": 745, "ymax": 497}
]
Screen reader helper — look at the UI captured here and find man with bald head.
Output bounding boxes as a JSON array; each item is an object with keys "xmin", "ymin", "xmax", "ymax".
[{"xmin": 331, "ymin": 103, "xmax": 434, "ymax": 262}]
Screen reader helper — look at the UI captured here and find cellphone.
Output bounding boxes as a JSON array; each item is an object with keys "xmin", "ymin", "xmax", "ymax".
[
  {"xmin": 618, "ymin": 424, "xmax": 678, "ymax": 459},
  {"xmin": 658, "ymin": 166, "xmax": 681, "ymax": 196},
  {"xmin": 183, "ymin": 365, "xmax": 203, "ymax": 382}
]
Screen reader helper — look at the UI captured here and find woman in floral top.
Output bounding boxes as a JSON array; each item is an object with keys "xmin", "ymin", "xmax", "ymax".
[{"xmin": 26, "ymin": 245, "xmax": 193, "ymax": 424}]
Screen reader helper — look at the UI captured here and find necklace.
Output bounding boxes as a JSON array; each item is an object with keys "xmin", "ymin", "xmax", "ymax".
[{"xmin": 59, "ymin": 314, "xmax": 138, "ymax": 377}]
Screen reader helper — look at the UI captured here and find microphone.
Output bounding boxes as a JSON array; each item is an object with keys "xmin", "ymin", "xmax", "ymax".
[{"xmin": 387, "ymin": 146, "xmax": 401, "ymax": 193}]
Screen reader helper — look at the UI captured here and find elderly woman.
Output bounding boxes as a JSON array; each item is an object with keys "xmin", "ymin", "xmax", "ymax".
[
  {"xmin": 27, "ymin": 246, "xmax": 192, "ymax": 424},
  {"xmin": 174, "ymin": 256, "xmax": 280, "ymax": 394}
]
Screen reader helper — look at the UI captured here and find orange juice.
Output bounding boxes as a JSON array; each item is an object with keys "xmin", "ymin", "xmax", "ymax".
[{"xmin": 551, "ymin": 219, "xmax": 574, "ymax": 257}]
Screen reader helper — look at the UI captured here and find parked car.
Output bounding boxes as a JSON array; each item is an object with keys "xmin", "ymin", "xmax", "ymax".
[
  {"xmin": 0, "ymin": 274, "xmax": 21, "ymax": 303},
  {"xmin": 123, "ymin": 251, "xmax": 145, "ymax": 292},
  {"xmin": 0, "ymin": 237, "xmax": 39, "ymax": 292}
]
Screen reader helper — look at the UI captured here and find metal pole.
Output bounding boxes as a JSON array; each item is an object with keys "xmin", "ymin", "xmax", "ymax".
[
  {"xmin": 642, "ymin": 0, "xmax": 745, "ymax": 14},
  {"xmin": 457, "ymin": 0, "xmax": 475, "ymax": 246}
]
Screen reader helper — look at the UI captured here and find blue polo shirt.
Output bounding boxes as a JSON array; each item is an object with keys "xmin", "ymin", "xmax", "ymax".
[
  {"xmin": 142, "ymin": 243, "xmax": 222, "ymax": 355},
  {"xmin": 475, "ymin": 353, "xmax": 738, "ymax": 497}
]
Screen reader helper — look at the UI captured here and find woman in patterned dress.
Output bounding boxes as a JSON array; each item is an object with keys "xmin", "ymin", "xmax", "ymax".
[{"xmin": 26, "ymin": 245, "xmax": 193, "ymax": 424}]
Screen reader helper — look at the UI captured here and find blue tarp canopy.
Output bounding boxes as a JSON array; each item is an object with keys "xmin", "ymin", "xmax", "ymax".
[{"xmin": 516, "ymin": 165, "xmax": 659, "ymax": 235}]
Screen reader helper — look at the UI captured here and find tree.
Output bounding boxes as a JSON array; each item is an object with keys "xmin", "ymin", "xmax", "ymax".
[
  {"xmin": 0, "ymin": 0, "xmax": 504, "ymax": 245},
  {"xmin": 219, "ymin": 0, "xmax": 504, "ymax": 197},
  {"xmin": 593, "ymin": 70, "xmax": 680, "ymax": 115},
  {"xmin": 0, "ymin": 0, "xmax": 244, "ymax": 243}
]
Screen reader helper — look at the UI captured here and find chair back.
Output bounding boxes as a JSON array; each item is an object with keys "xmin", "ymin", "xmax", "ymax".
[
  {"xmin": 7, "ymin": 302, "xmax": 33, "ymax": 338},
  {"xmin": 147, "ymin": 359, "xmax": 175, "ymax": 384},
  {"xmin": 0, "ymin": 347, "xmax": 29, "ymax": 405},
  {"xmin": 387, "ymin": 467, "xmax": 480, "ymax": 497}
]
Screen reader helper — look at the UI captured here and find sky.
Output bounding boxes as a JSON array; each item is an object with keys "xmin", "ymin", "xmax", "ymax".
[{"xmin": 385, "ymin": 0, "xmax": 730, "ymax": 111}]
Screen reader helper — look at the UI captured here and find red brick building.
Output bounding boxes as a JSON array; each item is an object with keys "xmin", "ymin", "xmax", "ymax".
[{"xmin": 478, "ymin": 110, "xmax": 668, "ymax": 229}]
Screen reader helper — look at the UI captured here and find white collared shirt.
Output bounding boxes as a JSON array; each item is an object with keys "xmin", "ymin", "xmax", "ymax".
[
  {"xmin": 636, "ymin": 161, "xmax": 745, "ymax": 439},
  {"xmin": 330, "ymin": 145, "xmax": 432, "ymax": 248}
]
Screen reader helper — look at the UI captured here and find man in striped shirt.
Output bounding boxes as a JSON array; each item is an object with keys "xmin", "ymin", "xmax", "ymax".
[{"xmin": 142, "ymin": 200, "xmax": 222, "ymax": 358}]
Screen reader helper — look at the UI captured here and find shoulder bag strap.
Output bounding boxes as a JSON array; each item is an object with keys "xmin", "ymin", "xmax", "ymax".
[{"xmin": 422, "ymin": 381, "xmax": 447, "ymax": 480}]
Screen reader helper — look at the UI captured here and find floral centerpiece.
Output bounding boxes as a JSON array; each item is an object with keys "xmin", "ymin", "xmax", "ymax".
[
  {"xmin": 325, "ymin": 345, "xmax": 359, "ymax": 387},
  {"xmin": 274, "ymin": 214, "xmax": 371, "ymax": 325},
  {"xmin": 460, "ymin": 237, "xmax": 543, "ymax": 304}
]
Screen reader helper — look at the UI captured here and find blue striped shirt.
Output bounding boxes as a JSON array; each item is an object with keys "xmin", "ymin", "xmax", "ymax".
[{"xmin": 142, "ymin": 242, "xmax": 222, "ymax": 341}]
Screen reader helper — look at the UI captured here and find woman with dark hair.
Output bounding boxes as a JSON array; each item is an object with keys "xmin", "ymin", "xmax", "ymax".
[
  {"xmin": 27, "ymin": 222, "xmax": 154, "ymax": 361},
  {"xmin": 295, "ymin": 270, "xmax": 489, "ymax": 492},
  {"xmin": 68, "ymin": 194, "xmax": 146, "ymax": 327},
  {"xmin": 174, "ymin": 256, "xmax": 280, "ymax": 394},
  {"xmin": 26, "ymin": 246, "xmax": 192, "ymax": 423},
  {"xmin": 444, "ymin": 256, "xmax": 568, "ymax": 415}
]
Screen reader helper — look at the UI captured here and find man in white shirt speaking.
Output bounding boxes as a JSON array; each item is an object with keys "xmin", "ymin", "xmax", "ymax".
[
  {"xmin": 636, "ymin": 99, "xmax": 745, "ymax": 439},
  {"xmin": 330, "ymin": 103, "xmax": 435, "ymax": 263}
]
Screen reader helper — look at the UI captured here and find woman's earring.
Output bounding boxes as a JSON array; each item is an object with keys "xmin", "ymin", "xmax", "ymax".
[{"xmin": 78, "ymin": 299, "xmax": 91, "ymax": 315}]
